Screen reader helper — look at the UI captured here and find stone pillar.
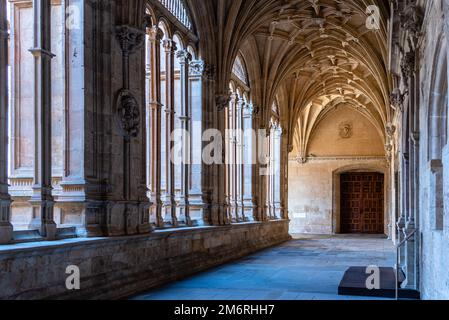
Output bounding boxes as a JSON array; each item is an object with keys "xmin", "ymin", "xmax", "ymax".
[
  {"xmin": 268, "ymin": 130, "xmax": 275, "ymax": 220},
  {"xmin": 257, "ymin": 122, "xmax": 269, "ymax": 222},
  {"xmin": 274, "ymin": 126, "xmax": 282, "ymax": 219},
  {"xmin": 176, "ymin": 49, "xmax": 192, "ymax": 226},
  {"xmin": 0, "ymin": 0, "xmax": 13, "ymax": 244},
  {"xmin": 405, "ymin": 49, "xmax": 419, "ymax": 290},
  {"xmin": 29, "ymin": 0, "xmax": 56, "ymax": 239},
  {"xmin": 148, "ymin": 26, "xmax": 164, "ymax": 228},
  {"xmin": 115, "ymin": 24, "xmax": 151, "ymax": 235},
  {"xmin": 188, "ymin": 60, "xmax": 207, "ymax": 226},
  {"xmin": 162, "ymin": 39, "xmax": 177, "ymax": 227},
  {"xmin": 213, "ymin": 93, "xmax": 230, "ymax": 226},
  {"xmin": 236, "ymin": 98, "xmax": 244, "ymax": 221},
  {"xmin": 229, "ymin": 93, "xmax": 238, "ymax": 222},
  {"xmin": 242, "ymin": 103, "xmax": 256, "ymax": 221}
]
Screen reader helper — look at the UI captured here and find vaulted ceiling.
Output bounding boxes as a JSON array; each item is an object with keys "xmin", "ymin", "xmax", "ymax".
[{"xmin": 188, "ymin": 0, "xmax": 392, "ymax": 157}]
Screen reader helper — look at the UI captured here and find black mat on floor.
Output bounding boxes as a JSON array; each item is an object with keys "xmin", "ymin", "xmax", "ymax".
[{"xmin": 338, "ymin": 267, "xmax": 420, "ymax": 299}]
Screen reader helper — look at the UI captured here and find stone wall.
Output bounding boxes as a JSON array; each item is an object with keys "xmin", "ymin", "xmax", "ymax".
[
  {"xmin": 0, "ymin": 220, "xmax": 290, "ymax": 300},
  {"xmin": 288, "ymin": 158, "xmax": 389, "ymax": 234},
  {"xmin": 414, "ymin": 0, "xmax": 449, "ymax": 300},
  {"xmin": 288, "ymin": 105, "xmax": 389, "ymax": 235}
]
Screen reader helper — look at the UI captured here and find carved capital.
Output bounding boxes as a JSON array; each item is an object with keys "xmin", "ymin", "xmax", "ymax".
[
  {"xmin": 115, "ymin": 25, "xmax": 145, "ymax": 55},
  {"xmin": 401, "ymin": 50, "xmax": 416, "ymax": 86},
  {"xmin": 390, "ymin": 88, "xmax": 405, "ymax": 111},
  {"xmin": 215, "ymin": 94, "xmax": 230, "ymax": 111},
  {"xmin": 400, "ymin": 1, "xmax": 423, "ymax": 42},
  {"xmin": 148, "ymin": 25, "xmax": 164, "ymax": 42},
  {"xmin": 176, "ymin": 50, "xmax": 192, "ymax": 64},
  {"xmin": 189, "ymin": 60, "xmax": 205, "ymax": 76},
  {"xmin": 386, "ymin": 123, "xmax": 397, "ymax": 138},
  {"xmin": 163, "ymin": 39, "xmax": 177, "ymax": 53}
]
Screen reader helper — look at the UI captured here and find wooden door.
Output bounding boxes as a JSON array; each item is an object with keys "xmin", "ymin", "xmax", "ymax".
[{"xmin": 340, "ymin": 173, "xmax": 384, "ymax": 234}]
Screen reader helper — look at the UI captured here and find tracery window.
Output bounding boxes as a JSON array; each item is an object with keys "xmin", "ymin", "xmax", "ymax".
[
  {"xmin": 145, "ymin": 1, "xmax": 202, "ymax": 229},
  {"xmin": 226, "ymin": 53, "xmax": 256, "ymax": 223}
]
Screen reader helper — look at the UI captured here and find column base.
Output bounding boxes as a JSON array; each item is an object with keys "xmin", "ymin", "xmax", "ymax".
[
  {"xmin": 0, "ymin": 222, "xmax": 13, "ymax": 244},
  {"xmin": 162, "ymin": 201, "xmax": 178, "ymax": 228},
  {"xmin": 41, "ymin": 221, "xmax": 57, "ymax": 240}
]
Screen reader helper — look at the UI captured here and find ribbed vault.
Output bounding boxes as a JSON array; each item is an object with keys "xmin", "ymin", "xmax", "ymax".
[{"xmin": 187, "ymin": 0, "xmax": 392, "ymax": 160}]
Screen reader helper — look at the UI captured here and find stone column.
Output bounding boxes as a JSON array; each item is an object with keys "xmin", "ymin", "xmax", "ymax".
[
  {"xmin": 229, "ymin": 93, "xmax": 237, "ymax": 222},
  {"xmin": 242, "ymin": 103, "xmax": 256, "ymax": 221},
  {"xmin": 236, "ymin": 98, "xmax": 244, "ymax": 221},
  {"xmin": 405, "ymin": 49, "xmax": 419, "ymax": 290},
  {"xmin": 162, "ymin": 39, "xmax": 177, "ymax": 227},
  {"xmin": 148, "ymin": 26, "xmax": 164, "ymax": 228},
  {"xmin": 115, "ymin": 24, "xmax": 150, "ymax": 235},
  {"xmin": 0, "ymin": 0, "xmax": 13, "ymax": 244},
  {"xmin": 268, "ymin": 130, "xmax": 275, "ymax": 220},
  {"xmin": 176, "ymin": 49, "xmax": 192, "ymax": 226},
  {"xmin": 214, "ymin": 93, "xmax": 230, "ymax": 226},
  {"xmin": 274, "ymin": 127, "xmax": 282, "ymax": 219},
  {"xmin": 188, "ymin": 60, "xmax": 207, "ymax": 226},
  {"xmin": 257, "ymin": 123, "xmax": 269, "ymax": 222},
  {"xmin": 29, "ymin": 0, "xmax": 56, "ymax": 239}
]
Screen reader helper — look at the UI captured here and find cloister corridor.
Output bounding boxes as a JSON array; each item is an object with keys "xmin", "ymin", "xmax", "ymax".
[
  {"xmin": 132, "ymin": 235, "xmax": 395, "ymax": 301},
  {"xmin": 2, "ymin": 0, "xmax": 449, "ymax": 302}
]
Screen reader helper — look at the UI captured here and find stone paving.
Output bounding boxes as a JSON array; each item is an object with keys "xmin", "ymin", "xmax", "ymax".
[{"xmin": 132, "ymin": 234, "xmax": 395, "ymax": 300}]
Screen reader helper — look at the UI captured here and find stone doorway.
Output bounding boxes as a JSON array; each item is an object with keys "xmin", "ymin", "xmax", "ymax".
[{"xmin": 340, "ymin": 172, "xmax": 385, "ymax": 234}]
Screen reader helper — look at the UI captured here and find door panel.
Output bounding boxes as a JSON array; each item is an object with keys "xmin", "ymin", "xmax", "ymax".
[{"xmin": 340, "ymin": 173, "xmax": 384, "ymax": 234}]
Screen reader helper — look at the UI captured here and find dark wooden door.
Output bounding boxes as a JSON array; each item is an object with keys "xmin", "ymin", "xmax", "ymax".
[{"xmin": 340, "ymin": 173, "xmax": 384, "ymax": 234}]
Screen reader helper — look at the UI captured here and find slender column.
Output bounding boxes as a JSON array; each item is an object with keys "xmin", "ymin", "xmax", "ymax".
[
  {"xmin": 0, "ymin": 0, "xmax": 13, "ymax": 244},
  {"xmin": 176, "ymin": 49, "xmax": 192, "ymax": 226},
  {"xmin": 274, "ymin": 127, "xmax": 281, "ymax": 219},
  {"xmin": 229, "ymin": 93, "xmax": 238, "ymax": 222},
  {"xmin": 224, "ymin": 101, "xmax": 231, "ymax": 223},
  {"xmin": 267, "ymin": 129, "xmax": 275, "ymax": 220},
  {"xmin": 29, "ymin": 0, "xmax": 56, "ymax": 239},
  {"xmin": 148, "ymin": 26, "xmax": 164, "ymax": 227},
  {"xmin": 257, "ymin": 123, "xmax": 269, "ymax": 222},
  {"xmin": 163, "ymin": 39, "xmax": 177, "ymax": 227},
  {"xmin": 242, "ymin": 103, "xmax": 256, "ymax": 221},
  {"xmin": 236, "ymin": 98, "xmax": 244, "ymax": 221}
]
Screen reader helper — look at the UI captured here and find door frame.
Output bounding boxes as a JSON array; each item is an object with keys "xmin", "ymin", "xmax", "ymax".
[{"xmin": 332, "ymin": 164, "xmax": 390, "ymax": 235}]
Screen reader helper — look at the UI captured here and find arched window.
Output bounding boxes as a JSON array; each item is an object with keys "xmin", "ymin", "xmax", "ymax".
[
  {"xmin": 145, "ymin": 3, "xmax": 199, "ymax": 230},
  {"xmin": 225, "ymin": 53, "xmax": 254, "ymax": 223}
]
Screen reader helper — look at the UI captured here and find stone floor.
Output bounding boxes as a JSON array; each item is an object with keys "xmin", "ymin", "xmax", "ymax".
[{"xmin": 131, "ymin": 234, "xmax": 396, "ymax": 300}]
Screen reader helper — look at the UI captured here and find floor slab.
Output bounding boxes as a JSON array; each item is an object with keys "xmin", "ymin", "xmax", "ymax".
[{"xmin": 131, "ymin": 234, "xmax": 395, "ymax": 300}]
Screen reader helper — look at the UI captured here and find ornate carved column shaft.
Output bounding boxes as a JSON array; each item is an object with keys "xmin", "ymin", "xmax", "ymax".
[
  {"xmin": 163, "ymin": 39, "xmax": 177, "ymax": 227},
  {"xmin": 29, "ymin": 0, "xmax": 56, "ymax": 239},
  {"xmin": 0, "ymin": 0, "xmax": 13, "ymax": 244},
  {"xmin": 148, "ymin": 26, "xmax": 164, "ymax": 227},
  {"xmin": 115, "ymin": 24, "xmax": 149, "ymax": 235},
  {"xmin": 176, "ymin": 49, "xmax": 192, "ymax": 226}
]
